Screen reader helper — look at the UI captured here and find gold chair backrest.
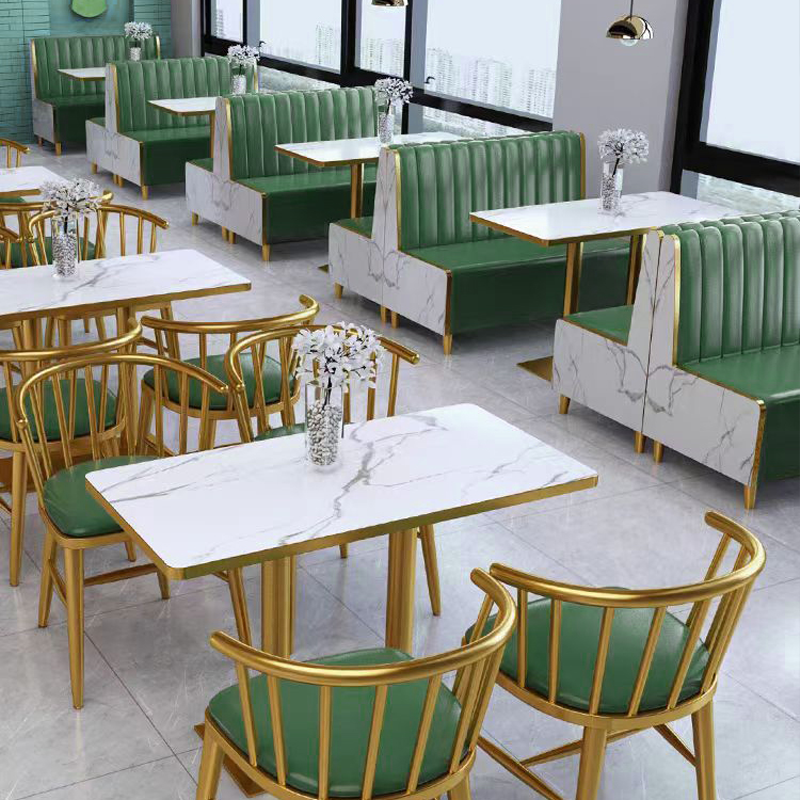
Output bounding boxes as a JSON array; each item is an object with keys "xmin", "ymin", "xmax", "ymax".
[
  {"xmin": 225, "ymin": 322, "xmax": 420, "ymax": 442},
  {"xmin": 0, "ymin": 201, "xmax": 45, "ymax": 269},
  {"xmin": 0, "ymin": 223, "xmax": 21, "ymax": 269},
  {"xmin": 488, "ymin": 511, "xmax": 765, "ymax": 722},
  {"xmin": 209, "ymin": 568, "xmax": 515, "ymax": 799},
  {"xmin": 0, "ymin": 138, "xmax": 29, "ymax": 168},
  {"xmin": 0, "ymin": 322, "xmax": 142, "ymax": 446},
  {"xmin": 94, "ymin": 203, "xmax": 169, "ymax": 258},
  {"xmin": 13, "ymin": 348, "xmax": 231, "ymax": 503}
]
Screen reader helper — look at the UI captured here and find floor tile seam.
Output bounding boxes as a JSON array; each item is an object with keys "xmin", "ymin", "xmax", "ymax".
[
  {"xmin": 732, "ymin": 774, "xmax": 800, "ymax": 800},
  {"xmin": 719, "ymin": 670, "xmax": 800, "ymax": 725}
]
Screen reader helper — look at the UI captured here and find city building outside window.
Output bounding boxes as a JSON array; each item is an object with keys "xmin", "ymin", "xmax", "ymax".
[{"xmin": 260, "ymin": 0, "xmax": 342, "ymax": 70}]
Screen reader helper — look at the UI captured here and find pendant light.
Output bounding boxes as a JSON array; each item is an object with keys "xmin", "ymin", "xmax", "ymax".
[
  {"xmin": 372, "ymin": 0, "xmax": 408, "ymax": 6},
  {"xmin": 607, "ymin": 0, "xmax": 653, "ymax": 46}
]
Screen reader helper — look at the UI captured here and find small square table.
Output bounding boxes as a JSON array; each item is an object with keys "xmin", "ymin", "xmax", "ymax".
[
  {"xmin": 470, "ymin": 190, "xmax": 739, "ymax": 379},
  {"xmin": 148, "ymin": 97, "xmax": 219, "ymax": 155},
  {"xmin": 58, "ymin": 67, "xmax": 106, "ymax": 82},
  {"xmin": 276, "ymin": 132, "xmax": 461, "ymax": 219},
  {"xmin": 0, "ymin": 165, "xmax": 64, "ymax": 199}
]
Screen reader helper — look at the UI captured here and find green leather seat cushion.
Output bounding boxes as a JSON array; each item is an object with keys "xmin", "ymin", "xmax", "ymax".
[
  {"xmin": 683, "ymin": 345, "xmax": 800, "ymax": 482},
  {"xmin": 335, "ymin": 216, "xmax": 374, "ymax": 237},
  {"xmin": 467, "ymin": 598, "xmax": 709, "ymax": 714},
  {"xmin": 208, "ymin": 647, "xmax": 463, "ymax": 797},
  {"xmin": 125, "ymin": 127, "xmax": 211, "ymax": 187},
  {"xmin": 240, "ymin": 166, "xmax": 378, "ymax": 245},
  {"xmin": 9, "ymin": 239, "xmax": 96, "ymax": 268},
  {"xmin": 254, "ymin": 422, "xmax": 305, "ymax": 441},
  {"xmin": 566, "ymin": 305, "xmax": 634, "ymax": 344},
  {"xmin": 0, "ymin": 378, "xmax": 115, "ymax": 443},
  {"xmin": 44, "ymin": 455, "xmax": 159, "ymax": 537},
  {"xmin": 191, "ymin": 157, "xmax": 213, "ymax": 172},
  {"xmin": 142, "ymin": 352, "xmax": 284, "ymax": 411},
  {"xmin": 48, "ymin": 96, "xmax": 106, "ymax": 144}
]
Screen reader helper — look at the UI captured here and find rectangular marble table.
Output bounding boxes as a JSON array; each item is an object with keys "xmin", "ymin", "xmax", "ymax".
[
  {"xmin": 470, "ymin": 191, "xmax": 739, "ymax": 379},
  {"xmin": 276, "ymin": 132, "xmax": 461, "ymax": 218},
  {"xmin": 149, "ymin": 97, "xmax": 218, "ymax": 155},
  {"xmin": 58, "ymin": 67, "xmax": 106, "ymax": 81},
  {"xmin": 87, "ymin": 402, "xmax": 597, "ymax": 654},
  {"xmin": 0, "ymin": 165, "xmax": 64, "ymax": 199}
]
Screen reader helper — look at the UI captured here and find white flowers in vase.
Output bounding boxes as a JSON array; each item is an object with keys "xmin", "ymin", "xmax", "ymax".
[
  {"xmin": 374, "ymin": 77, "xmax": 414, "ymax": 107},
  {"xmin": 597, "ymin": 129, "xmax": 649, "ymax": 213},
  {"xmin": 40, "ymin": 178, "xmax": 103, "ymax": 219},
  {"xmin": 124, "ymin": 21, "xmax": 153, "ymax": 45},
  {"xmin": 226, "ymin": 44, "xmax": 259, "ymax": 75}
]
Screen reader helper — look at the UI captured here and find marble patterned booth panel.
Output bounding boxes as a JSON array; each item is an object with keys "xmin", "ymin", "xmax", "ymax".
[
  {"xmin": 185, "ymin": 161, "xmax": 263, "ymax": 245},
  {"xmin": 642, "ymin": 233, "xmax": 761, "ymax": 486},
  {"xmin": 86, "ymin": 121, "xmax": 141, "ymax": 185},
  {"xmin": 31, "ymin": 99, "xmax": 55, "ymax": 143},
  {"xmin": 329, "ymin": 223, "xmax": 384, "ymax": 306},
  {"xmin": 371, "ymin": 146, "xmax": 400, "ymax": 256},
  {"xmin": 383, "ymin": 251, "xmax": 448, "ymax": 336},
  {"xmin": 104, "ymin": 64, "xmax": 118, "ymax": 133},
  {"xmin": 213, "ymin": 97, "xmax": 230, "ymax": 181}
]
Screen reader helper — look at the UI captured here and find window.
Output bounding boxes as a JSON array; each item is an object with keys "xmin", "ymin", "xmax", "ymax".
[
  {"xmin": 211, "ymin": 0, "xmax": 244, "ymax": 41},
  {"xmin": 687, "ymin": 173, "xmax": 800, "ymax": 214},
  {"xmin": 423, "ymin": 0, "xmax": 560, "ymax": 119},
  {"xmin": 356, "ymin": 0, "xmax": 405, "ymax": 76},
  {"xmin": 259, "ymin": 66, "xmax": 338, "ymax": 94},
  {"xmin": 260, "ymin": 0, "xmax": 342, "ymax": 70},
  {"xmin": 413, "ymin": 105, "xmax": 527, "ymax": 139}
]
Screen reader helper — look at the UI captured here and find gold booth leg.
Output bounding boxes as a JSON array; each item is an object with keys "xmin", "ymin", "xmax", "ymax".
[
  {"xmin": 385, "ymin": 528, "xmax": 417, "ymax": 651},
  {"xmin": 558, "ymin": 396, "xmax": 571, "ymax": 415},
  {"xmin": 54, "ymin": 142, "xmax": 62, "ymax": 156},
  {"xmin": 9, "ymin": 450, "xmax": 27, "ymax": 587},
  {"xmin": 191, "ymin": 213, "xmax": 199, "ymax": 226},
  {"xmin": 692, "ymin": 702, "xmax": 716, "ymax": 800},
  {"xmin": 744, "ymin": 482, "xmax": 758, "ymax": 510},
  {"xmin": 419, "ymin": 524, "xmax": 441, "ymax": 616},
  {"xmin": 36, "ymin": 136, "xmax": 43, "ymax": 146},
  {"xmin": 221, "ymin": 227, "xmax": 229, "ymax": 240},
  {"xmin": 196, "ymin": 728, "xmax": 224, "ymax": 800},
  {"xmin": 141, "ymin": 185, "xmax": 149, "ymax": 201},
  {"xmin": 64, "ymin": 547, "xmax": 85, "ymax": 709},
  {"xmin": 261, "ymin": 556, "xmax": 296, "ymax": 657},
  {"xmin": 653, "ymin": 441, "xmax": 664, "ymax": 463},
  {"xmin": 380, "ymin": 306, "xmax": 388, "ymax": 324},
  {"xmin": 228, "ymin": 231, "xmax": 236, "ymax": 245},
  {"xmin": 261, "ymin": 243, "xmax": 270, "ymax": 262},
  {"xmin": 339, "ymin": 543, "xmax": 349, "ymax": 559},
  {"xmin": 334, "ymin": 283, "xmax": 343, "ymax": 299},
  {"xmin": 90, "ymin": 163, "xmax": 98, "ymax": 174},
  {"xmin": 575, "ymin": 728, "xmax": 608, "ymax": 800},
  {"xmin": 443, "ymin": 334, "xmax": 453, "ymax": 356},
  {"xmin": 634, "ymin": 431, "xmax": 646, "ymax": 454},
  {"xmin": 390, "ymin": 311, "xmax": 399, "ymax": 329}
]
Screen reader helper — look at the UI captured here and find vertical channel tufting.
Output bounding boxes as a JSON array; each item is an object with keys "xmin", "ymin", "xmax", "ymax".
[
  {"xmin": 741, "ymin": 222, "xmax": 766, "ymax": 354},
  {"xmin": 676, "ymin": 229, "xmax": 703, "ymax": 365},
  {"xmin": 781, "ymin": 216, "xmax": 800, "ymax": 346},
  {"xmin": 720, "ymin": 224, "xmax": 745, "ymax": 356},
  {"xmin": 698, "ymin": 226, "xmax": 724, "ymax": 361},
  {"xmin": 761, "ymin": 219, "xmax": 785, "ymax": 349}
]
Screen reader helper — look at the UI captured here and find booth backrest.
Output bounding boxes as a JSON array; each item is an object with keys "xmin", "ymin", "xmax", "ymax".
[
  {"xmin": 113, "ymin": 57, "xmax": 254, "ymax": 133},
  {"xmin": 666, "ymin": 212, "xmax": 800, "ymax": 365},
  {"xmin": 226, "ymin": 88, "xmax": 377, "ymax": 181},
  {"xmin": 392, "ymin": 132, "xmax": 584, "ymax": 251},
  {"xmin": 32, "ymin": 35, "xmax": 159, "ymax": 100}
]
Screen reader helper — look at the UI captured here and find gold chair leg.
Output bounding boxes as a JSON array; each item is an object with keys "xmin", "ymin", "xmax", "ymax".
[
  {"xmin": 261, "ymin": 243, "xmax": 270, "ymax": 262},
  {"xmin": 558, "ymin": 395, "xmax": 570, "ymax": 415},
  {"xmin": 191, "ymin": 213, "xmax": 199, "ymax": 225},
  {"xmin": 196, "ymin": 729, "xmax": 224, "ymax": 800},
  {"xmin": 38, "ymin": 531, "xmax": 57, "ymax": 627},
  {"xmin": 447, "ymin": 778, "xmax": 472, "ymax": 800},
  {"xmin": 339, "ymin": 543, "xmax": 349, "ymax": 558},
  {"xmin": 575, "ymin": 728, "xmax": 608, "ymax": 800},
  {"xmin": 64, "ymin": 547, "xmax": 85, "ymax": 709},
  {"xmin": 124, "ymin": 540, "xmax": 137, "ymax": 562},
  {"xmin": 443, "ymin": 334, "xmax": 453, "ymax": 355},
  {"xmin": 653, "ymin": 441, "xmax": 664, "ymax": 463},
  {"xmin": 634, "ymin": 431, "xmax": 646, "ymax": 454},
  {"xmin": 391, "ymin": 311, "xmax": 399, "ymax": 328},
  {"xmin": 419, "ymin": 524, "xmax": 441, "ymax": 616},
  {"xmin": 9, "ymin": 451, "xmax": 27, "ymax": 587},
  {"xmin": 157, "ymin": 570, "xmax": 171, "ymax": 600},
  {"xmin": 334, "ymin": 283, "xmax": 343, "ymax": 299},
  {"xmin": 692, "ymin": 703, "xmax": 716, "ymax": 800},
  {"xmin": 227, "ymin": 568, "xmax": 252, "ymax": 646}
]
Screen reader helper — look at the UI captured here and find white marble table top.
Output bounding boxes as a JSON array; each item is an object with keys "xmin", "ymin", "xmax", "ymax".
[
  {"xmin": 87, "ymin": 403, "xmax": 598, "ymax": 578},
  {"xmin": 0, "ymin": 166, "xmax": 64, "ymax": 198},
  {"xmin": 470, "ymin": 191, "xmax": 740, "ymax": 246},
  {"xmin": 275, "ymin": 132, "xmax": 462, "ymax": 167},
  {"xmin": 0, "ymin": 249, "xmax": 250, "ymax": 324},
  {"xmin": 148, "ymin": 97, "xmax": 218, "ymax": 116},
  {"xmin": 58, "ymin": 67, "xmax": 106, "ymax": 81}
]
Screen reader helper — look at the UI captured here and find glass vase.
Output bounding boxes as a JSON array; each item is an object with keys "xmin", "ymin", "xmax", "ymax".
[
  {"xmin": 52, "ymin": 215, "xmax": 78, "ymax": 280},
  {"xmin": 304, "ymin": 381, "xmax": 344, "ymax": 468},
  {"xmin": 231, "ymin": 73, "xmax": 247, "ymax": 95},
  {"xmin": 377, "ymin": 98, "xmax": 395, "ymax": 145},
  {"xmin": 129, "ymin": 45, "xmax": 142, "ymax": 62},
  {"xmin": 600, "ymin": 162, "xmax": 624, "ymax": 214}
]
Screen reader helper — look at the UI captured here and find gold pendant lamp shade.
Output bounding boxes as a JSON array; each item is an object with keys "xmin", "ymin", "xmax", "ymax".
[
  {"xmin": 372, "ymin": 0, "xmax": 408, "ymax": 6},
  {"xmin": 607, "ymin": 0, "xmax": 653, "ymax": 46}
]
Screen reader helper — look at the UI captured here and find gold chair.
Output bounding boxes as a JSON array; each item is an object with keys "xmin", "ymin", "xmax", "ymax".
[
  {"xmin": 13, "ymin": 348, "xmax": 236, "ymax": 708},
  {"xmin": 0, "ymin": 137, "xmax": 29, "ymax": 169},
  {"xmin": 0, "ymin": 322, "xmax": 142, "ymax": 586},
  {"xmin": 196, "ymin": 567, "xmax": 516, "ymax": 800},
  {"xmin": 224, "ymin": 324, "xmax": 442, "ymax": 619},
  {"xmin": 477, "ymin": 511, "xmax": 765, "ymax": 800},
  {"xmin": 138, "ymin": 295, "xmax": 320, "ymax": 452},
  {"xmin": 0, "ymin": 200, "xmax": 46, "ymax": 268},
  {"xmin": 0, "ymin": 223, "xmax": 21, "ymax": 269}
]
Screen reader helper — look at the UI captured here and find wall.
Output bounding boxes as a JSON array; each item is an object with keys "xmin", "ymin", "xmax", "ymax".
[
  {"xmin": 170, "ymin": 0, "xmax": 199, "ymax": 57},
  {"xmin": 50, "ymin": 0, "xmax": 130, "ymax": 35},
  {"xmin": 553, "ymin": 0, "xmax": 689, "ymax": 195}
]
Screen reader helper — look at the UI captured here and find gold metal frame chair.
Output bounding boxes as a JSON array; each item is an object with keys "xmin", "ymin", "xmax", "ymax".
[
  {"xmin": 0, "ymin": 137, "xmax": 29, "ymax": 168},
  {"xmin": 0, "ymin": 223, "xmax": 21, "ymax": 269},
  {"xmin": 479, "ymin": 511, "xmax": 765, "ymax": 800},
  {"xmin": 197, "ymin": 568, "xmax": 516, "ymax": 800},
  {"xmin": 0, "ymin": 322, "xmax": 142, "ymax": 586},
  {"xmin": 14, "ymin": 348, "xmax": 234, "ymax": 708},
  {"xmin": 0, "ymin": 200, "xmax": 46, "ymax": 268},
  {"xmin": 224, "ymin": 323, "xmax": 442, "ymax": 619},
  {"xmin": 138, "ymin": 295, "xmax": 320, "ymax": 452}
]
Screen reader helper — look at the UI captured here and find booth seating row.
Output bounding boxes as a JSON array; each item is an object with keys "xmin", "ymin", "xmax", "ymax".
[
  {"xmin": 328, "ymin": 133, "xmax": 632, "ymax": 354},
  {"xmin": 554, "ymin": 211, "xmax": 800, "ymax": 507},
  {"xmin": 31, "ymin": 34, "xmax": 161, "ymax": 154},
  {"xmin": 185, "ymin": 88, "xmax": 379, "ymax": 260},
  {"xmin": 86, "ymin": 56, "xmax": 257, "ymax": 197}
]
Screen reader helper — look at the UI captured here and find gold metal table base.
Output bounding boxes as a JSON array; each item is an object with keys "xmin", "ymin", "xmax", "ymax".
[
  {"xmin": 518, "ymin": 356, "xmax": 553, "ymax": 382},
  {"xmin": 194, "ymin": 724, "xmax": 265, "ymax": 797}
]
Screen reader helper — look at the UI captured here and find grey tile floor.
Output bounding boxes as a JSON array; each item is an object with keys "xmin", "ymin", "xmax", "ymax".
[{"xmin": 0, "ymin": 144, "xmax": 798, "ymax": 800}]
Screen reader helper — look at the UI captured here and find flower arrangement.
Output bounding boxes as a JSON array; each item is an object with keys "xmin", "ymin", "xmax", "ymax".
[
  {"xmin": 124, "ymin": 21, "xmax": 153, "ymax": 44},
  {"xmin": 597, "ymin": 128, "xmax": 649, "ymax": 175},
  {"xmin": 374, "ymin": 77, "xmax": 413, "ymax": 107},
  {"xmin": 227, "ymin": 44, "xmax": 259, "ymax": 75},
  {"xmin": 40, "ymin": 178, "xmax": 102, "ymax": 219}
]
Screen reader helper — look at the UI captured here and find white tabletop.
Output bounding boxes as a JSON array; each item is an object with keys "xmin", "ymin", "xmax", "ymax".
[
  {"xmin": 470, "ymin": 191, "xmax": 740, "ymax": 246},
  {"xmin": 148, "ymin": 97, "xmax": 218, "ymax": 116},
  {"xmin": 0, "ymin": 249, "xmax": 250, "ymax": 324},
  {"xmin": 0, "ymin": 166, "xmax": 64, "ymax": 199},
  {"xmin": 276, "ymin": 132, "xmax": 462, "ymax": 167},
  {"xmin": 58, "ymin": 67, "xmax": 106, "ymax": 81},
  {"xmin": 87, "ymin": 403, "xmax": 598, "ymax": 578}
]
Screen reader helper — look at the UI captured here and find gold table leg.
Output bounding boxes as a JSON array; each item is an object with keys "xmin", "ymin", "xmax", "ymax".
[
  {"xmin": 626, "ymin": 233, "xmax": 645, "ymax": 305},
  {"xmin": 385, "ymin": 528, "xmax": 417, "ymax": 652},
  {"xmin": 349, "ymin": 162, "xmax": 365, "ymax": 219},
  {"xmin": 518, "ymin": 241, "xmax": 585, "ymax": 381},
  {"xmin": 261, "ymin": 556, "xmax": 296, "ymax": 657}
]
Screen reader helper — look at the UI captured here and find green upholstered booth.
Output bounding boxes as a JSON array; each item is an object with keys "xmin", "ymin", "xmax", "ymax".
[
  {"xmin": 184, "ymin": 88, "xmax": 380, "ymax": 256},
  {"xmin": 30, "ymin": 35, "xmax": 160, "ymax": 150}
]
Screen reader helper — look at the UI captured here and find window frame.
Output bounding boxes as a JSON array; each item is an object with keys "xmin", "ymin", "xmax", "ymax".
[
  {"xmin": 671, "ymin": 0, "xmax": 800, "ymax": 197},
  {"xmin": 201, "ymin": 0, "xmax": 554, "ymax": 134}
]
